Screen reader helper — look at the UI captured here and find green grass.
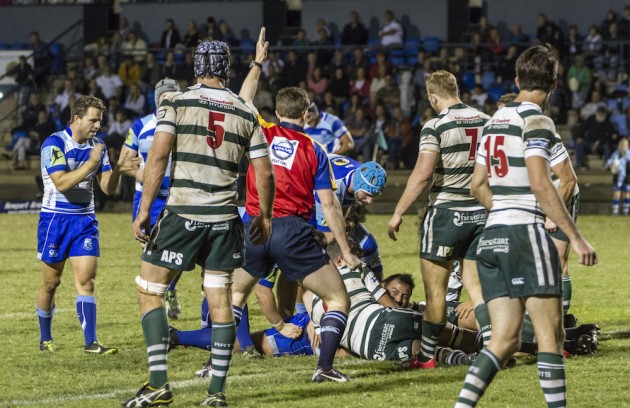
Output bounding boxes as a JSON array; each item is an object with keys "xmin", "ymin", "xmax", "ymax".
[{"xmin": 1, "ymin": 214, "xmax": 629, "ymax": 407}]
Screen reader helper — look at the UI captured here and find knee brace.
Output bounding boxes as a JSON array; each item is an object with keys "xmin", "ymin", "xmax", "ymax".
[
  {"xmin": 135, "ymin": 275, "xmax": 169, "ymax": 296},
  {"xmin": 203, "ymin": 273, "xmax": 232, "ymax": 289}
]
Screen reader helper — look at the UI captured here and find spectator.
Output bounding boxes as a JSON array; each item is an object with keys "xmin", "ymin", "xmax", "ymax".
[
  {"xmin": 29, "ymin": 110, "xmax": 55, "ymax": 152},
  {"xmin": 350, "ymin": 66, "xmax": 371, "ymax": 101},
  {"xmin": 141, "ymin": 52, "xmax": 163, "ymax": 89},
  {"xmin": 217, "ymin": 21, "xmax": 239, "ymax": 47},
  {"xmin": 104, "ymin": 108, "xmax": 131, "ymax": 164},
  {"xmin": 183, "ymin": 20, "xmax": 200, "ymax": 48},
  {"xmin": 348, "ymin": 47, "xmax": 370, "ymax": 80},
  {"xmin": 497, "ymin": 44, "xmax": 518, "ymax": 91},
  {"xmin": 59, "ymin": 94, "xmax": 77, "ymax": 127},
  {"xmin": 476, "ymin": 16, "xmax": 494, "ymax": 42},
  {"xmin": 54, "ymin": 79, "xmax": 80, "ymax": 113},
  {"xmin": 369, "ymin": 65, "xmax": 387, "ymax": 106},
  {"xmin": 376, "ymin": 73, "xmax": 401, "ymax": 116},
  {"xmin": 85, "ymin": 78, "xmax": 106, "ymax": 101},
  {"xmin": 567, "ymin": 55, "xmax": 592, "ymax": 109},
  {"xmin": 82, "ymin": 56, "xmax": 99, "ymax": 82},
  {"xmin": 162, "ymin": 51, "xmax": 178, "ymax": 79},
  {"xmin": 325, "ymin": 49, "xmax": 345, "ymax": 78},
  {"xmin": 536, "ymin": 13, "xmax": 564, "ymax": 54},
  {"xmin": 433, "ymin": 48, "xmax": 451, "ymax": 71},
  {"xmin": 20, "ymin": 93, "xmax": 47, "ymax": 130},
  {"xmin": 283, "ymin": 50, "xmax": 307, "ymax": 87},
  {"xmin": 600, "ymin": 10, "xmax": 619, "ymax": 36},
  {"xmin": 583, "ymin": 25, "xmax": 603, "ymax": 63},
  {"xmin": 315, "ymin": 18, "xmax": 331, "ymax": 41},
  {"xmin": 574, "ymin": 105, "xmax": 619, "ymax": 169},
  {"xmin": 379, "ymin": 10, "xmax": 404, "ymax": 47},
  {"xmin": 314, "ymin": 27, "xmax": 333, "ymax": 66},
  {"xmin": 96, "ymin": 64, "xmax": 124, "ymax": 101},
  {"xmin": 506, "ymin": 22, "xmax": 530, "ymax": 51},
  {"xmin": 466, "ymin": 32, "xmax": 484, "ymax": 73},
  {"xmin": 10, "ymin": 55, "xmax": 35, "ymax": 105},
  {"xmin": 292, "ymin": 29, "xmax": 310, "ymax": 57},
  {"xmin": 341, "ymin": 10, "xmax": 368, "ymax": 46},
  {"xmin": 118, "ymin": 55, "xmax": 142, "ymax": 87},
  {"xmin": 486, "ymin": 28, "xmax": 505, "ymax": 61},
  {"xmin": 327, "ymin": 67, "xmax": 350, "ymax": 106},
  {"xmin": 580, "ymin": 89, "xmax": 606, "ymax": 121},
  {"xmin": 252, "ymin": 80, "xmax": 274, "ymax": 111},
  {"xmin": 174, "ymin": 51, "xmax": 195, "ymax": 88},
  {"xmin": 399, "ymin": 70, "xmax": 414, "ymax": 115},
  {"xmin": 470, "ymin": 84, "xmax": 489, "ymax": 109},
  {"xmin": 84, "ymin": 36, "xmax": 111, "ymax": 57},
  {"xmin": 344, "ymin": 93, "xmax": 367, "ymax": 121},
  {"xmin": 385, "ymin": 106, "xmax": 412, "ymax": 170},
  {"xmin": 307, "ymin": 66, "xmax": 329, "ymax": 100},
  {"xmin": 109, "ymin": 31, "xmax": 124, "ymax": 68},
  {"xmin": 28, "ymin": 31, "xmax": 52, "ymax": 87},
  {"xmin": 346, "ymin": 108, "xmax": 372, "ymax": 160},
  {"xmin": 620, "ymin": 5, "xmax": 630, "ymax": 39},
  {"xmin": 369, "ymin": 50, "xmax": 392, "ymax": 80},
  {"xmin": 199, "ymin": 16, "xmax": 219, "ymax": 40},
  {"xmin": 322, "ymin": 91, "xmax": 340, "ymax": 116},
  {"xmin": 160, "ymin": 18, "xmax": 181, "ymax": 49},
  {"xmin": 565, "ymin": 25, "xmax": 583, "ymax": 58},
  {"xmin": 124, "ymin": 83, "xmax": 146, "ymax": 117},
  {"xmin": 122, "ymin": 30, "xmax": 148, "ymax": 63},
  {"xmin": 266, "ymin": 65, "xmax": 285, "ymax": 97},
  {"xmin": 598, "ymin": 22, "xmax": 623, "ymax": 81},
  {"xmin": 262, "ymin": 51, "xmax": 284, "ymax": 78},
  {"xmin": 368, "ymin": 104, "xmax": 390, "ymax": 159}
]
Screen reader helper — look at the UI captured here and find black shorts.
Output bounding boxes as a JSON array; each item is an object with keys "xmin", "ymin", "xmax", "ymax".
[{"xmin": 243, "ymin": 215, "xmax": 329, "ymax": 282}]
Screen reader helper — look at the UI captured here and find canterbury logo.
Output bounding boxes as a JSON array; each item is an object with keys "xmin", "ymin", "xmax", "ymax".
[{"xmin": 511, "ymin": 277, "xmax": 525, "ymax": 285}]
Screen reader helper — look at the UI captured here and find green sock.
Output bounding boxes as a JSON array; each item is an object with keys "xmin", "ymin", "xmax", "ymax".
[
  {"xmin": 455, "ymin": 349, "xmax": 502, "ymax": 407},
  {"xmin": 562, "ymin": 276, "xmax": 572, "ymax": 314},
  {"xmin": 420, "ymin": 321, "xmax": 445, "ymax": 362},
  {"xmin": 142, "ymin": 307, "xmax": 169, "ymax": 388},
  {"xmin": 521, "ymin": 315, "xmax": 536, "ymax": 343},
  {"xmin": 474, "ymin": 303, "xmax": 491, "ymax": 347},
  {"xmin": 538, "ymin": 352, "xmax": 566, "ymax": 408},
  {"xmin": 208, "ymin": 321, "xmax": 236, "ymax": 394}
]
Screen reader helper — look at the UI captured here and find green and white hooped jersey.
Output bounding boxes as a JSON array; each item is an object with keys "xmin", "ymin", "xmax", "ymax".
[
  {"xmin": 419, "ymin": 103, "xmax": 490, "ymax": 211},
  {"xmin": 477, "ymin": 101, "xmax": 558, "ymax": 227},
  {"xmin": 311, "ymin": 265, "xmax": 387, "ymax": 358},
  {"xmin": 155, "ymin": 84, "xmax": 269, "ymax": 223}
]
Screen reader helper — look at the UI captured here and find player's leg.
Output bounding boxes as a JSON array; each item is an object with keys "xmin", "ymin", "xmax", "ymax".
[
  {"xmin": 460, "ymin": 259, "xmax": 492, "ymax": 347},
  {"xmin": 623, "ymin": 188, "xmax": 630, "ymax": 216},
  {"xmin": 301, "ymin": 260, "xmax": 351, "ymax": 382},
  {"xmin": 455, "ymin": 296, "xmax": 524, "ymax": 408},
  {"xmin": 276, "ymin": 272, "xmax": 299, "ymax": 318},
  {"xmin": 165, "ymin": 271, "xmax": 183, "ymax": 319},
  {"xmin": 612, "ymin": 188, "xmax": 621, "ymax": 215},
  {"xmin": 418, "ymin": 257, "xmax": 451, "ymax": 366},
  {"xmin": 525, "ymin": 295, "xmax": 567, "ymax": 407},
  {"xmin": 36, "ymin": 260, "xmax": 65, "ymax": 351},
  {"xmin": 551, "ymin": 236, "xmax": 572, "ymax": 314}
]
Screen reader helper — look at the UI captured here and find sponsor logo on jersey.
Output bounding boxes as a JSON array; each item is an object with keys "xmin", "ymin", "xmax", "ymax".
[
  {"xmin": 156, "ymin": 108, "xmax": 166, "ymax": 119},
  {"xmin": 511, "ymin": 277, "xmax": 525, "ymax": 285},
  {"xmin": 437, "ymin": 245, "xmax": 454, "ymax": 257},
  {"xmin": 397, "ymin": 346, "xmax": 409, "ymax": 360},
  {"xmin": 453, "ymin": 211, "xmax": 487, "ymax": 226},
  {"xmin": 185, "ymin": 220, "xmax": 208, "ymax": 231},
  {"xmin": 476, "ymin": 237, "xmax": 510, "ymax": 254},
  {"xmin": 269, "ymin": 136, "xmax": 299, "ymax": 170},
  {"xmin": 48, "ymin": 249, "xmax": 58, "ymax": 257},
  {"xmin": 211, "ymin": 221, "xmax": 230, "ymax": 231},
  {"xmin": 526, "ymin": 138, "xmax": 550, "ymax": 149},
  {"xmin": 161, "ymin": 250, "xmax": 183, "ymax": 265},
  {"xmin": 375, "ymin": 322, "xmax": 395, "ymax": 359},
  {"xmin": 232, "ymin": 252, "xmax": 241, "ymax": 259},
  {"xmin": 83, "ymin": 238, "xmax": 93, "ymax": 250},
  {"xmin": 331, "ymin": 157, "xmax": 350, "ymax": 166},
  {"xmin": 50, "ymin": 146, "xmax": 66, "ymax": 166}
]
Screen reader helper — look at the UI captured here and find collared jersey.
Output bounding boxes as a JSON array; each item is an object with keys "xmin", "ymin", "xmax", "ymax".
[
  {"xmin": 419, "ymin": 103, "xmax": 490, "ymax": 211},
  {"xmin": 476, "ymin": 101, "xmax": 558, "ymax": 227},
  {"xmin": 315, "ymin": 153, "xmax": 359, "ymax": 209},
  {"xmin": 156, "ymin": 84, "xmax": 268, "ymax": 222},
  {"xmin": 124, "ymin": 112, "xmax": 171, "ymax": 197},
  {"xmin": 40, "ymin": 127, "xmax": 111, "ymax": 214},
  {"xmin": 304, "ymin": 111, "xmax": 349, "ymax": 153},
  {"xmin": 246, "ymin": 118, "xmax": 334, "ymax": 219}
]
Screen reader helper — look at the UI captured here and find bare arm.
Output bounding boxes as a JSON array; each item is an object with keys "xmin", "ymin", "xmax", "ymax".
[
  {"xmin": 551, "ymin": 158, "xmax": 577, "ymax": 205},
  {"xmin": 471, "ymin": 162, "xmax": 492, "ymax": 211},
  {"xmin": 317, "ymin": 188, "xmax": 361, "ymax": 269},
  {"xmin": 248, "ymin": 155, "xmax": 275, "ymax": 245},
  {"xmin": 527, "ymin": 156, "xmax": 596, "ymax": 265},
  {"xmin": 49, "ymin": 144, "xmax": 103, "ymax": 194},
  {"xmin": 387, "ymin": 151, "xmax": 437, "ymax": 240},
  {"xmin": 239, "ymin": 27, "xmax": 268, "ymax": 104},
  {"xmin": 118, "ymin": 145, "xmax": 141, "ymax": 180},
  {"xmin": 99, "ymin": 149, "xmax": 141, "ymax": 196},
  {"xmin": 132, "ymin": 131, "xmax": 174, "ymax": 242},
  {"xmin": 376, "ymin": 292, "xmax": 399, "ymax": 308},
  {"xmin": 334, "ymin": 132, "xmax": 354, "ymax": 155},
  {"xmin": 254, "ymin": 284, "xmax": 302, "ymax": 339}
]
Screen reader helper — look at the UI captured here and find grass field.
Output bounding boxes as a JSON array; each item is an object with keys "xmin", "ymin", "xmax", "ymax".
[{"xmin": 1, "ymin": 213, "xmax": 629, "ymax": 407}]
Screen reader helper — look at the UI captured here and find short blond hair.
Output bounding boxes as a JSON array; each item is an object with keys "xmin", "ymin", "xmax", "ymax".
[{"xmin": 425, "ymin": 70, "xmax": 459, "ymax": 99}]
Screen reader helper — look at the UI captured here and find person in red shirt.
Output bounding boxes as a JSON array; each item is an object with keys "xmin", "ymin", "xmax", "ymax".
[{"xmin": 232, "ymin": 27, "xmax": 361, "ymax": 383}]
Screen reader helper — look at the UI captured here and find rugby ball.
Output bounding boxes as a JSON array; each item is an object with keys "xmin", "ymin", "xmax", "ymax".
[{"xmin": 610, "ymin": 158, "xmax": 621, "ymax": 174}]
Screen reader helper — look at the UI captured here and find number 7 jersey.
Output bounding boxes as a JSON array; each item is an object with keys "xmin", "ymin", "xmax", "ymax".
[
  {"xmin": 419, "ymin": 103, "xmax": 490, "ymax": 211},
  {"xmin": 477, "ymin": 101, "xmax": 558, "ymax": 227}
]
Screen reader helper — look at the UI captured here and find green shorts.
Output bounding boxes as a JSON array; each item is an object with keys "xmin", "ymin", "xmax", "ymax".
[
  {"xmin": 142, "ymin": 210, "xmax": 244, "ymax": 271},
  {"xmin": 548, "ymin": 192, "xmax": 580, "ymax": 242},
  {"xmin": 368, "ymin": 308, "xmax": 423, "ymax": 361},
  {"xmin": 476, "ymin": 224, "xmax": 562, "ymax": 302},
  {"xmin": 420, "ymin": 207, "xmax": 487, "ymax": 261}
]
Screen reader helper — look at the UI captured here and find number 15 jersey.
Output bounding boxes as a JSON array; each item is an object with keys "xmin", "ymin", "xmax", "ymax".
[{"xmin": 476, "ymin": 101, "xmax": 558, "ymax": 227}]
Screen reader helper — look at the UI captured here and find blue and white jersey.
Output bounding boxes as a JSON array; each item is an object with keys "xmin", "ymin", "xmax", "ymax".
[
  {"xmin": 40, "ymin": 127, "xmax": 111, "ymax": 214},
  {"xmin": 606, "ymin": 148, "xmax": 630, "ymax": 188},
  {"xmin": 313, "ymin": 154, "xmax": 359, "ymax": 232},
  {"xmin": 124, "ymin": 112, "xmax": 171, "ymax": 197},
  {"xmin": 304, "ymin": 111, "xmax": 349, "ymax": 153}
]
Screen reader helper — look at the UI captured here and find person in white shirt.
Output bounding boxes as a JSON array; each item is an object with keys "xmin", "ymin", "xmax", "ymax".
[{"xmin": 379, "ymin": 10, "xmax": 404, "ymax": 47}]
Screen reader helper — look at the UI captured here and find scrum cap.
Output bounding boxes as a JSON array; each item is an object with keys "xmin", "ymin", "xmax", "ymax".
[
  {"xmin": 194, "ymin": 40, "xmax": 230, "ymax": 80},
  {"xmin": 352, "ymin": 162, "xmax": 387, "ymax": 196}
]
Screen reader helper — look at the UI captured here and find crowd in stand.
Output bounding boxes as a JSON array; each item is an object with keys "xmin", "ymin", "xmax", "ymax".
[{"xmin": 6, "ymin": 7, "xmax": 630, "ymax": 173}]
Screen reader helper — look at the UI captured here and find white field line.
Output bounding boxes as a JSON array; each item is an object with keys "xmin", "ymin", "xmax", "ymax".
[
  {"xmin": 0, "ymin": 308, "xmax": 74, "ymax": 319},
  {"xmin": 3, "ymin": 357, "xmax": 376, "ymax": 406}
]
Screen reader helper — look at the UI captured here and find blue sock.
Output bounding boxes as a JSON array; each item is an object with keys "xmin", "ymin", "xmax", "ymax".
[
  {"xmin": 76, "ymin": 295, "xmax": 97, "ymax": 346},
  {"xmin": 201, "ymin": 298, "xmax": 212, "ymax": 329},
  {"xmin": 175, "ymin": 327, "xmax": 213, "ymax": 350},
  {"xmin": 167, "ymin": 271, "xmax": 182, "ymax": 292},
  {"xmin": 317, "ymin": 310, "xmax": 347, "ymax": 370},
  {"xmin": 295, "ymin": 303, "xmax": 307, "ymax": 314},
  {"xmin": 235, "ymin": 304, "xmax": 254, "ymax": 349},
  {"xmin": 36, "ymin": 306, "xmax": 55, "ymax": 343}
]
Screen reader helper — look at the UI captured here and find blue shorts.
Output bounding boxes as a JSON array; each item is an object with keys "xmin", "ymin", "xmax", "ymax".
[
  {"xmin": 244, "ymin": 216, "xmax": 329, "ymax": 282},
  {"xmin": 38, "ymin": 212, "xmax": 100, "ymax": 263},
  {"xmin": 264, "ymin": 313, "xmax": 313, "ymax": 356},
  {"xmin": 613, "ymin": 184, "xmax": 630, "ymax": 193},
  {"xmin": 133, "ymin": 191, "xmax": 168, "ymax": 229}
]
